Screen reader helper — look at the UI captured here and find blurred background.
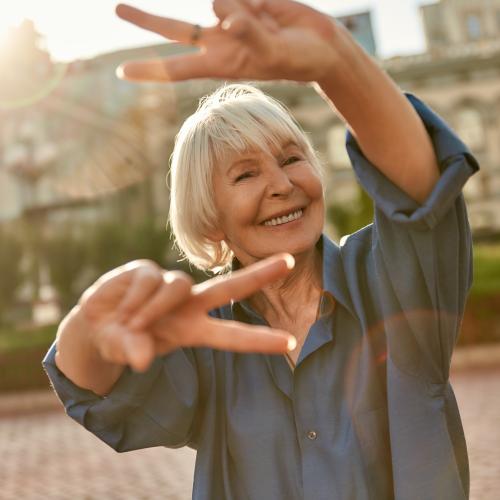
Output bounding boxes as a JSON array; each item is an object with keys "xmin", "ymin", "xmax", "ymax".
[{"xmin": 0, "ymin": 1, "xmax": 499, "ymax": 499}]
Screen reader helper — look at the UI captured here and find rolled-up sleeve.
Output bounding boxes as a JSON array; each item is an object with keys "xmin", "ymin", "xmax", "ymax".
[
  {"xmin": 43, "ymin": 341, "xmax": 202, "ymax": 452},
  {"xmin": 345, "ymin": 93, "xmax": 479, "ymax": 382}
]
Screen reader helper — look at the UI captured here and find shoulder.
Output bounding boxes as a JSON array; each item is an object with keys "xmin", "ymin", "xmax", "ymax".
[{"xmin": 339, "ymin": 223, "xmax": 374, "ymax": 256}]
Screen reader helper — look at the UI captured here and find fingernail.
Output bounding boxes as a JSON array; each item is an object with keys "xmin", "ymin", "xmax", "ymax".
[
  {"xmin": 284, "ymin": 254, "xmax": 295, "ymax": 270},
  {"xmin": 115, "ymin": 65, "xmax": 126, "ymax": 79},
  {"xmin": 221, "ymin": 19, "xmax": 231, "ymax": 31},
  {"xmin": 287, "ymin": 336, "xmax": 297, "ymax": 351}
]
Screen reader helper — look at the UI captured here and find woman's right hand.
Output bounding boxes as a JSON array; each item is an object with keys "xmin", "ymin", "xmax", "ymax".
[{"xmin": 78, "ymin": 254, "xmax": 296, "ymax": 372}]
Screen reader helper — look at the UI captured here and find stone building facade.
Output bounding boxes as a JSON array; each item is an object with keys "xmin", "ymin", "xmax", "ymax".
[
  {"xmin": 2, "ymin": 1, "xmax": 500, "ymax": 323},
  {"xmin": 2, "ymin": 1, "xmax": 499, "ymax": 237},
  {"xmin": 305, "ymin": 0, "xmax": 500, "ymax": 237}
]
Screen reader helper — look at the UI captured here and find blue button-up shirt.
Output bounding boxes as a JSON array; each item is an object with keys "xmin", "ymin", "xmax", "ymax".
[{"xmin": 43, "ymin": 94, "xmax": 478, "ymax": 500}]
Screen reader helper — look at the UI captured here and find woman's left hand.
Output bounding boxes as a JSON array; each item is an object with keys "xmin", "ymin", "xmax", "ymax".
[{"xmin": 115, "ymin": 0, "xmax": 341, "ymax": 83}]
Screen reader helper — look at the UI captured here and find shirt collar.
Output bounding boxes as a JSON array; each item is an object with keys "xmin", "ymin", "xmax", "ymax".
[
  {"xmin": 230, "ymin": 233, "xmax": 354, "ymax": 321},
  {"xmin": 319, "ymin": 233, "xmax": 355, "ymax": 318}
]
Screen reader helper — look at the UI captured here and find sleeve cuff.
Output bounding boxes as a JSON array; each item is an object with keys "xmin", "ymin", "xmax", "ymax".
[
  {"xmin": 345, "ymin": 93, "xmax": 479, "ymax": 231},
  {"xmin": 42, "ymin": 340, "xmax": 163, "ymax": 430}
]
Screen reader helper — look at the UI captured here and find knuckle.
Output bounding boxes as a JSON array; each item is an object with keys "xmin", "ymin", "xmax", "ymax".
[
  {"xmin": 127, "ymin": 259, "xmax": 161, "ymax": 274},
  {"xmin": 133, "ymin": 263, "xmax": 163, "ymax": 283},
  {"xmin": 133, "ymin": 258, "xmax": 159, "ymax": 268},
  {"xmin": 163, "ymin": 271, "xmax": 193, "ymax": 291}
]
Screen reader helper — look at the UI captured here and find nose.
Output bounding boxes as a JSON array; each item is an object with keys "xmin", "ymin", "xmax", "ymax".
[{"xmin": 265, "ymin": 164, "xmax": 294, "ymax": 198}]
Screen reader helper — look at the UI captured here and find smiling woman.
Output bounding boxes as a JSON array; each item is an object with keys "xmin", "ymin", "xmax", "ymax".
[
  {"xmin": 43, "ymin": 1, "xmax": 478, "ymax": 499},
  {"xmin": 170, "ymin": 84, "xmax": 325, "ymax": 273}
]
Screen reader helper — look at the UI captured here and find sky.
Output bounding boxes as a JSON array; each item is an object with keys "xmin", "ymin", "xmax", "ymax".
[{"xmin": 0, "ymin": 0, "xmax": 436, "ymax": 61}]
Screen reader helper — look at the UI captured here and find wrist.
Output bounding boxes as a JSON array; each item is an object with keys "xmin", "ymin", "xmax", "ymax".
[{"xmin": 314, "ymin": 22, "xmax": 377, "ymax": 102}]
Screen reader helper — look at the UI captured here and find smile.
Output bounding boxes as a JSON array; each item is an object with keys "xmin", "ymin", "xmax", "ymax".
[{"xmin": 263, "ymin": 209, "xmax": 304, "ymax": 227}]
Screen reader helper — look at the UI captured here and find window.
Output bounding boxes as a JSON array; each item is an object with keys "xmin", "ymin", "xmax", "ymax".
[
  {"xmin": 465, "ymin": 13, "xmax": 482, "ymax": 41},
  {"xmin": 455, "ymin": 107, "xmax": 485, "ymax": 151}
]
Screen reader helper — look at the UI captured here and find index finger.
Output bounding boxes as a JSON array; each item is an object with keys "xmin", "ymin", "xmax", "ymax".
[
  {"xmin": 116, "ymin": 4, "xmax": 204, "ymax": 44},
  {"xmin": 192, "ymin": 253, "xmax": 295, "ymax": 311}
]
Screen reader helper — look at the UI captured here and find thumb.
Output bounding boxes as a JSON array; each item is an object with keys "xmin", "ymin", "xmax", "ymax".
[
  {"xmin": 221, "ymin": 12, "xmax": 273, "ymax": 53},
  {"xmin": 123, "ymin": 329, "xmax": 156, "ymax": 373}
]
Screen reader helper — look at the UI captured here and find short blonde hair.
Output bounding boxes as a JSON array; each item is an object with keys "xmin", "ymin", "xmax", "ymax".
[{"xmin": 169, "ymin": 83, "xmax": 323, "ymax": 273}]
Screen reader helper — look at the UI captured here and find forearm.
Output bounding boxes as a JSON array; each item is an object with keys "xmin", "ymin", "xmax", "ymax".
[
  {"xmin": 315, "ymin": 23, "xmax": 440, "ymax": 204},
  {"xmin": 55, "ymin": 306, "xmax": 125, "ymax": 396}
]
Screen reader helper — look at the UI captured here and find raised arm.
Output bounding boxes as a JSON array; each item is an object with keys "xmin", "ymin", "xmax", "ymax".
[{"xmin": 115, "ymin": 0, "xmax": 439, "ymax": 203}]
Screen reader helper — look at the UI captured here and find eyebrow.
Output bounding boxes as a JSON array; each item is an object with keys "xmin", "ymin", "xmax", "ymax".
[
  {"xmin": 225, "ymin": 142, "xmax": 299, "ymax": 176},
  {"xmin": 226, "ymin": 158, "xmax": 257, "ymax": 176}
]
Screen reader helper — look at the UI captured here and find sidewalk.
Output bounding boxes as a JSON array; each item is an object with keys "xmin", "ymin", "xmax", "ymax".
[
  {"xmin": 1, "ymin": 343, "xmax": 499, "ymax": 417},
  {"xmin": 450, "ymin": 342, "xmax": 500, "ymax": 371}
]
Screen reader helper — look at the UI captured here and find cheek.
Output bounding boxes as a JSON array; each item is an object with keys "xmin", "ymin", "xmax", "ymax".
[
  {"xmin": 219, "ymin": 187, "xmax": 262, "ymax": 231},
  {"xmin": 310, "ymin": 177, "xmax": 325, "ymax": 201},
  {"xmin": 295, "ymin": 169, "xmax": 324, "ymax": 201}
]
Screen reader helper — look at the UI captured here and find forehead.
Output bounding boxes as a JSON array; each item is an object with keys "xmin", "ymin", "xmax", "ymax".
[{"xmin": 218, "ymin": 141, "xmax": 301, "ymax": 171}]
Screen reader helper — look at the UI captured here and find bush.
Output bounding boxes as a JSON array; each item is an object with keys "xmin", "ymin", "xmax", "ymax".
[
  {"xmin": 327, "ymin": 186, "xmax": 374, "ymax": 237},
  {"xmin": 470, "ymin": 244, "xmax": 500, "ymax": 296},
  {"xmin": 43, "ymin": 230, "xmax": 90, "ymax": 311},
  {"xmin": 42, "ymin": 219, "xmax": 175, "ymax": 315},
  {"xmin": 459, "ymin": 244, "xmax": 500, "ymax": 345},
  {"xmin": 87, "ymin": 219, "xmax": 171, "ymax": 276},
  {"xmin": 0, "ymin": 324, "xmax": 56, "ymax": 393},
  {"xmin": 0, "ymin": 229, "xmax": 23, "ymax": 324}
]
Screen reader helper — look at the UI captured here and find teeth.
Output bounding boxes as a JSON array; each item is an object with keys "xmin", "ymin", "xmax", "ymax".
[{"xmin": 264, "ymin": 209, "xmax": 303, "ymax": 227}]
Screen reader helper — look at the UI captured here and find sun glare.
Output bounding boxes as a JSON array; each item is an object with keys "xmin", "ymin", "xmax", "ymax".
[{"xmin": 0, "ymin": 13, "xmax": 24, "ymax": 46}]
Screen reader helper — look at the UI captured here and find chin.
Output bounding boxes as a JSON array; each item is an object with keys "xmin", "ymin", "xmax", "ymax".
[{"xmin": 266, "ymin": 231, "xmax": 321, "ymax": 258}]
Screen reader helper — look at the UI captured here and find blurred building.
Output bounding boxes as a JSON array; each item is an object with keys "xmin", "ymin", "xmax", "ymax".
[
  {"xmin": 336, "ymin": 11, "xmax": 377, "ymax": 57},
  {"xmin": 285, "ymin": 0, "xmax": 500, "ymax": 238},
  {"xmin": 383, "ymin": 0, "xmax": 500, "ymax": 236},
  {"xmin": 2, "ymin": 4, "xmax": 500, "ymax": 323},
  {"xmin": 1, "ymin": 3, "xmax": 499, "ymax": 233},
  {"xmin": 421, "ymin": 0, "xmax": 500, "ymax": 49}
]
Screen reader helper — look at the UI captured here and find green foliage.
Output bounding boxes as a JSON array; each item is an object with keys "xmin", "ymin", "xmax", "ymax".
[
  {"xmin": 42, "ymin": 230, "xmax": 90, "ymax": 310},
  {"xmin": 0, "ymin": 324, "xmax": 57, "ymax": 393},
  {"xmin": 471, "ymin": 244, "xmax": 500, "ymax": 296},
  {"xmin": 0, "ymin": 323, "xmax": 56, "ymax": 353},
  {"xmin": 327, "ymin": 186, "xmax": 374, "ymax": 237},
  {"xmin": 41, "ymin": 219, "xmax": 174, "ymax": 314},
  {"xmin": 0, "ymin": 229, "xmax": 23, "ymax": 322},
  {"xmin": 88, "ymin": 219, "xmax": 171, "ymax": 276}
]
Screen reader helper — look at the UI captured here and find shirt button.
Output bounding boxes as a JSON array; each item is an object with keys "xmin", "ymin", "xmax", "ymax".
[{"xmin": 307, "ymin": 430, "xmax": 317, "ymax": 441}]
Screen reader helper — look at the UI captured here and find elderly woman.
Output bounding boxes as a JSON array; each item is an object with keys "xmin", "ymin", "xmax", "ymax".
[{"xmin": 43, "ymin": 1, "xmax": 478, "ymax": 499}]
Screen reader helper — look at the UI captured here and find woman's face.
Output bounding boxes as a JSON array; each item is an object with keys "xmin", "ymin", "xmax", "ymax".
[{"xmin": 211, "ymin": 141, "xmax": 325, "ymax": 266}]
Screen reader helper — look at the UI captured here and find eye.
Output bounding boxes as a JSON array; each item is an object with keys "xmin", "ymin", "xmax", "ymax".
[
  {"xmin": 234, "ymin": 171, "xmax": 253, "ymax": 183},
  {"xmin": 282, "ymin": 155, "xmax": 301, "ymax": 166}
]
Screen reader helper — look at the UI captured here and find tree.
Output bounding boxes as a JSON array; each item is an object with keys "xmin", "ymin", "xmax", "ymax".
[{"xmin": 0, "ymin": 229, "xmax": 23, "ymax": 324}]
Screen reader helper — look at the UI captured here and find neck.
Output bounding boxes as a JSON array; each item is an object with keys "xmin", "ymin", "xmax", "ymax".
[{"xmin": 248, "ymin": 245, "xmax": 323, "ymax": 324}]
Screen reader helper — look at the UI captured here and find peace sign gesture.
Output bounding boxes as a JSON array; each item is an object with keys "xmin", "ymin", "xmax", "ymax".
[
  {"xmin": 78, "ymin": 254, "xmax": 296, "ymax": 374},
  {"xmin": 115, "ymin": 0, "xmax": 340, "ymax": 84}
]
